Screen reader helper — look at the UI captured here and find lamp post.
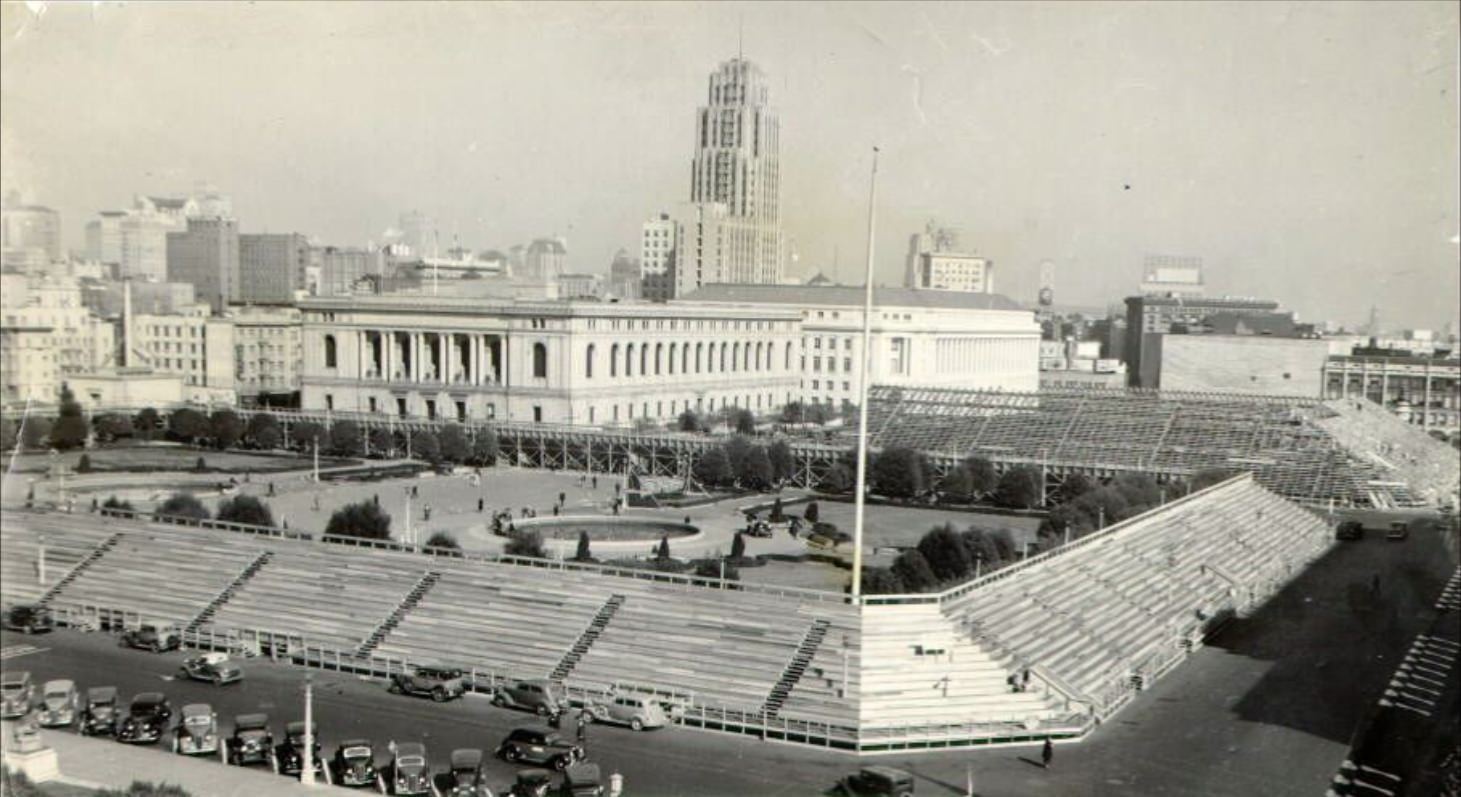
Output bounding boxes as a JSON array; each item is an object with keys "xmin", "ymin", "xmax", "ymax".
[{"xmin": 301, "ymin": 673, "xmax": 316, "ymax": 787}]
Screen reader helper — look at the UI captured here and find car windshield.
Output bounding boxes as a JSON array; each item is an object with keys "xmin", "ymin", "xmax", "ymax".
[
  {"xmin": 240, "ymin": 729, "xmax": 267, "ymax": 740},
  {"xmin": 44, "ymin": 689, "xmax": 68, "ymax": 699},
  {"xmin": 131, "ymin": 703, "xmax": 162, "ymax": 716},
  {"xmin": 185, "ymin": 715, "xmax": 212, "ymax": 727},
  {"xmin": 398, "ymin": 755, "xmax": 425, "ymax": 768},
  {"xmin": 343, "ymin": 746, "xmax": 371, "ymax": 759},
  {"xmin": 1, "ymin": 683, "xmax": 23, "ymax": 694}
]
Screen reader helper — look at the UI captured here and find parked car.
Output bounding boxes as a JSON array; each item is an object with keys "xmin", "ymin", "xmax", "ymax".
[
  {"xmin": 224, "ymin": 713, "xmax": 273, "ymax": 766},
  {"xmin": 2, "ymin": 604, "xmax": 54, "ymax": 634},
  {"xmin": 495, "ymin": 726, "xmax": 584, "ymax": 771},
  {"xmin": 493, "ymin": 679, "xmax": 567, "ymax": 716},
  {"xmin": 508, "ymin": 769, "xmax": 554, "ymax": 797},
  {"xmin": 442, "ymin": 748, "xmax": 492, "ymax": 797},
  {"xmin": 36, "ymin": 679, "xmax": 79, "ymax": 728},
  {"xmin": 79, "ymin": 686, "xmax": 120, "ymax": 736},
  {"xmin": 1387, "ymin": 521, "xmax": 1410, "ymax": 541},
  {"xmin": 178, "ymin": 652, "xmax": 244, "ymax": 685},
  {"xmin": 117, "ymin": 692, "xmax": 172, "ymax": 744},
  {"xmin": 173, "ymin": 703, "xmax": 219, "ymax": 756},
  {"xmin": 0, "ymin": 671, "xmax": 32, "ymax": 719},
  {"xmin": 119, "ymin": 620, "xmax": 181, "ymax": 653},
  {"xmin": 330, "ymin": 738, "xmax": 377, "ymax": 788},
  {"xmin": 559, "ymin": 763, "xmax": 605, "ymax": 797},
  {"xmin": 380, "ymin": 741, "xmax": 430, "ymax": 795},
  {"xmin": 274, "ymin": 720, "xmax": 331, "ymax": 783},
  {"xmin": 1335, "ymin": 521, "xmax": 1364, "ymax": 541},
  {"xmin": 583, "ymin": 694, "xmax": 668, "ymax": 731},
  {"xmin": 838, "ymin": 766, "xmax": 915, "ymax": 797},
  {"xmin": 388, "ymin": 663, "xmax": 466, "ymax": 703}
]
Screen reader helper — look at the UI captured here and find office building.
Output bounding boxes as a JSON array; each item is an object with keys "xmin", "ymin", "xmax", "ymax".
[
  {"xmin": 523, "ymin": 238, "xmax": 568, "ymax": 281},
  {"xmin": 313, "ymin": 246, "xmax": 377, "ymax": 296},
  {"xmin": 238, "ymin": 233, "xmax": 310, "ymax": 304},
  {"xmin": 130, "ymin": 304, "xmax": 237, "ymax": 405},
  {"xmin": 904, "ymin": 224, "xmax": 994, "ymax": 293},
  {"xmin": 641, "ymin": 212, "xmax": 677, "ymax": 301},
  {"xmin": 230, "ymin": 305, "xmax": 302, "ymax": 405},
  {"xmin": 1325, "ymin": 352, "xmax": 1461, "ymax": 433},
  {"xmin": 167, "ymin": 217, "xmax": 240, "ymax": 312},
  {"xmin": 1123, "ymin": 294, "xmax": 1282, "ymax": 387},
  {"xmin": 1, "ymin": 194, "xmax": 62, "ymax": 263}
]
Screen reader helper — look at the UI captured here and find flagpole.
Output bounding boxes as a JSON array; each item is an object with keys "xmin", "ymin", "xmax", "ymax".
[{"xmin": 850, "ymin": 146, "xmax": 879, "ymax": 599}]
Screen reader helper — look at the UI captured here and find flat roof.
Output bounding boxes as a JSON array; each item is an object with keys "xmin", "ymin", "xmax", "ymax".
[{"xmin": 682, "ymin": 283, "xmax": 1025, "ymax": 311}]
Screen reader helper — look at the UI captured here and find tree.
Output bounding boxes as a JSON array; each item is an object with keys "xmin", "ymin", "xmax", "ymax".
[
  {"xmin": 574, "ymin": 531, "xmax": 593, "ymax": 562},
  {"xmin": 50, "ymin": 384, "xmax": 88, "ymax": 450},
  {"xmin": 504, "ymin": 529, "xmax": 546, "ymax": 558},
  {"xmin": 133, "ymin": 408, "xmax": 161, "ymax": 441},
  {"xmin": 730, "ymin": 531, "xmax": 746, "ymax": 560},
  {"xmin": 102, "ymin": 495, "xmax": 134, "ymax": 511},
  {"xmin": 656, "ymin": 535, "xmax": 672, "ymax": 560},
  {"xmin": 245, "ymin": 412, "xmax": 282, "ymax": 449},
  {"xmin": 938, "ymin": 466, "xmax": 975, "ymax": 503},
  {"xmin": 20, "ymin": 417, "xmax": 52, "ymax": 450},
  {"xmin": 677, "ymin": 409, "xmax": 701, "ymax": 433},
  {"xmin": 721, "ymin": 436, "xmax": 753, "ymax": 479},
  {"xmin": 472, "ymin": 430, "xmax": 498, "ymax": 465},
  {"xmin": 692, "ymin": 447, "xmax": 733, "ymax": 489},
  {"xmin": 329, "ymin": 421, "xmax": 364, "ymax": 457},
  {"xmin": 76, "ymin": 454, "xmax": 93, "ymax": 473},
  {"xmin": 767, "ymin": 440, "xmax": 793, "ymax": 483},
  {"xmin": 157, "ymin": 492, "xmax": 210, "ymax": 521},
  {"xmin": 803, "ymin": 500, "xmax": 820, "ymax": 523},
  {"xmin": 95, "ymin": 780, "xmax": 195, "ymax": 797},
  {"xmin": 438, "ymin": 425, "xmax": 469, "ymax": 463},
  {"xmin": 736, "ymin": 445, "xmax": 773, "ymax": 490},
  {"xmin": 216, "ymin": 495, "xmax": 274, "ymax": 527},
  {"xmin": 960, "ymin": 528, "xmax": 1004, "ymax": 574},
  {"xmin": 369, "ymin": 427, "xmax": 395, "ymax": 457},
  {"xmin": 1190, "ymin": 468, "xmax": 1237, "ymax": 493},
  {"xmin": 290, "ymin": 421, "xmax": 324, "ymax": 451},
  {"xmin": 325, "ymin": 500, "xmax": 392, "ymax": 540},
  {"xmin": 860, "ymin": 566, "xmax": 904, "ymax": 595},
  {"xmin": 818, "ymin": 463, "xmax": 853, "ymax": 494},
  {"xmin": 93, "ymin": 413, "xmax": 133, "ymax": 443},
  {"xmin": 425, "ymin": 532, "xmax": 461, "ymax": 552},
  {"xmin": 733, "ymin": 408, "xmax": 756, "ymax": 436},
  {"xmin": 0, "ymin": 418, "xmax": 16, "ymax": 451},
  {"xmin": 871, "ymin": 447, "xmax": 927, "ymax": 500},
  {"xmin": 963, "ymin": 457, "xmax": 999, "ymax": 498},
  {"xmin": 168, "ymin": 408, "xmax": 207, "ymax": 444},
  {"xmin": 891, "ymin": 549, "xmax": 938, "ymax": 592},
  {"xmin": 779, "ymin": 401, "xmax": 805, "ymax": 424},
  {"xmin": 1056, "ymin": 473, "xmax": 1095, "ymax": 502},
  {"xmin": 209, "ymin": 410, "xmax": 244, "ymax": 450},
  {"xmin": 411, "ymin": 430, "xmax": 441, "ymax": 464},
  {"xmin": 917, "ymin": 524, "xmax": 972, "ymax": 582},
  {"xmin": 994, "ymin": 466, "xmax": 1043, "ymax": 509},
  {"xmin": 768, "ymin": 497, "xmax": 786, "ymax": 522}
]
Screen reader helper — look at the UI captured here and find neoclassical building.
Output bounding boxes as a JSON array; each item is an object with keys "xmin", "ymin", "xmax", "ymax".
[{"xmin": 299, "ymin": 295, "xmax": 801, "ymax": 425}]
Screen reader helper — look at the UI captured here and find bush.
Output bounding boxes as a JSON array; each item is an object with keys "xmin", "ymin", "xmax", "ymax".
[
  {"xmin": 860, "ymin": 566, "xmax": 904, "ymax": 595},
  {"xmin": 216, "ymin": 495, "xmax": 274, "ymax": 527},
  {"xmin": 20, "ymin": 417, "xmax": 52, "ymax": 450},
  {"xmin": 767, "ymin": 440, "xmax": 793, "ymax": 483},
  {"xmin": 938, "ymin": 466, "xmax": 975, "ymax": 503},
  {"xmin": 692, "ymin": 448, "xmax": 733, "ymax": 488},
  {"xmin": 102, "ymin": 495, "xmax": 134, "ymax": 512},
  {"xmin": 871, "ymin": 447, "xmax": 927, "ymax": 499},
  {"xmin": 93, "ymin": 413, "xmax": 133, "ymax": 442},
  {"xmin": 439, "ymin": 425, "xmax": 469, "ymax": 463},
  {"xmin": 811, "ymin": 521, "xmax": 846, "ymax": 541},
  {"xmin": 916, "ymin": 524, "xmax": 972, "ymax": 582},
  {"xmin": 733, "ymin": 409, "xmax": 756, "ymax": 436},
  {"xmin": 779, "ymin": 401, "xmax": 806, "ymax": 424},
  {"xmin": 694, "ymin": 559, "xmax": 739, "ymax": 581},
  {"xmin": 209, "ymin": 410, "xmax": 243, "ymax": 450},
  {"xmin": 157, "ymin": 492, "xmax": 209, "ymax": 521},
  {"xmin": 167, "ymin": 408, "xmax": 207, "ymax": 444},
  {"xmin": 96, "ymin": 780, "xmax": 195, "ymax": 797},
  {"xmin": 425, "ymin": 532, "xmax": 461, "ymax": 551},
  {"xmin": 472, "ymin": 430, "xmax": 498, "ymax": 465},
  {"xmin": 410, "ymin": 430, "xmax": 441, "ymax": 464},
  {"xmin": 655, "ymin": 535, "xmax": 672, "ymax": 560},
  {"xmin": 0, "ymin": 418, "xmax": 16, "ymax": 451},
  {"xmin": 574, "ymin": 531, "xmax": 593, "ymax": 562},
  {"xmin": 245, "ymin": 412, "xmax": 282, "ymax": 449},
  {"xmin": 891, "ymin": 549, "xmax": 938, "ymax": 592},
  {"xmin": 329, "ymin": 421, "xmax": 364, "ymax": 457},
  {"xmin": 818, "ymin": 462, "xmax": 853, "ymax": 494},
  {"xmin": 133, "ymin": 408, "xmax": 161, "ymax": 441},
  {"xmin": 803, "ymin": 500, "xmax": 819, "ymax": 523},
  {"xmin": 325, "ymin": 501, "xmax": 392, "ymax": 540},
  {"xmin": 994, "ymin": 466, "xmax": 1043, "ymax": 509},
  {"xmin": 369, "ymin": 427, "xmax": 396, "ymax": 457},
  {"xmin": 76, "ymin": 454, "xmax": 93, "ymax": 473},
  {"xmin": 50, "ymin": 384, "xmax": 88, "ymax": 450},
  {"xmin": 290, "ymin": 421, "xmax": 324, "ymax": 450},
  {"xmin": 505, "ymin": 529, "xmax": 546, "ymax": 558},
  {"xmin": 964, "ymin": 457, "xmax": 999, "ymax": 497},
  {"xmin": 677, "ymin": 409, "xmax": 701, "ymax": 433},
  {"xmin": 1056, "ymin": 473, "xmax": 1095, "ymax": 502},
  {"xmin": 737, "ymin": 446, "xmax": 773, "ymax": 490}
]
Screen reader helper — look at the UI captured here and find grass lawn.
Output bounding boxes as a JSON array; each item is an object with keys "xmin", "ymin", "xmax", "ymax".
[
  {"xmin": 810, "ymin": 500, "xmax": 1042, "ymax": 550},
  {"xmin": 2, "ymin": 444, "xmax": 353, "ymax": 475}
]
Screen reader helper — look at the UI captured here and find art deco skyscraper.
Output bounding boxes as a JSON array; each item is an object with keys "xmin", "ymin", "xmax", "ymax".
[{"xmin": 686, "ymin": 57, "xmax": 782, "ymax": 287}]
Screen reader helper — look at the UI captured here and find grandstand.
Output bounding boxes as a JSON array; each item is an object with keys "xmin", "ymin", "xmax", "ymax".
[
  {"xmin": 0, "ymin": 474, "xmax": 1334, "ymax": 752},
  {"xmin": 864, "ymin": 385, "xmax": 1460, "ymax": 509}
]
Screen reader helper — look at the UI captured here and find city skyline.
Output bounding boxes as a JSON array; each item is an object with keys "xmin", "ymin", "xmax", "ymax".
[{"xmin": 2, "ymin": 2, "xmax": 1457, "ymax": 328}]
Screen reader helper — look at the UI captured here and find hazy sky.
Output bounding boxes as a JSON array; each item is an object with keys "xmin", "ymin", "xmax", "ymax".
[{"xmin": 2, "ymin": 1, "xmax": 1457, "ymax": 328}]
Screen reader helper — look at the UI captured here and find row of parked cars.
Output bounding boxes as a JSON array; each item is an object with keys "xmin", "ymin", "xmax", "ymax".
[{"xmin": 389, "ymin": 666, "xmax": 672, "ymax": 733}]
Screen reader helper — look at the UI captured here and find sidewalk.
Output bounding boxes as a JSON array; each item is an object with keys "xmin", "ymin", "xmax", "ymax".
[{"xmin": 2, "ymin": 721, "xmax": 354, "ymax": 796}]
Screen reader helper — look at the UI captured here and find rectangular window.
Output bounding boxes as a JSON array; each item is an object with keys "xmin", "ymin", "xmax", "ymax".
[
  {"xmin": 812, "ymin": 380, "xmax": 820, "ymax": 390},
  {"xmin": 533, "ymin": 405, "xmax": 543, "ymax": 422},
  {"xmin": 844, "ymin": 357, "xmax": 852, "ymax": 372}
]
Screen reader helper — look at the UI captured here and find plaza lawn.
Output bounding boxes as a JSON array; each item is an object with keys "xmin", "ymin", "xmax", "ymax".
[
  {"xmin": 808, "ymin": 500, "xmax": 1042, "ymax": 551},
  {"xmin": 2, "ymin": 444, "xmax": 352, "ymax": 475}
]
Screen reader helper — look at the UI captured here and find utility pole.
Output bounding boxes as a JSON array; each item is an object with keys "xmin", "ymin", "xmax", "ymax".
[
  {"xmin": 313, "ymin": 436, "xmax": 320, "ymax": 482},
  {"xmin": 850, "ymin": 146, "xmax": 879, "ymax": 599},
  {"xmin": 301, "ymin": 673, "xmax": 316, "ymax": 786}
]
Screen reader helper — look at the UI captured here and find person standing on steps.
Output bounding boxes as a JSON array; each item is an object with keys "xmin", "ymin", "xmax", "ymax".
[{"xmin": 1042, "ymin": 738, "xmax": 1054, "ymax": 769}]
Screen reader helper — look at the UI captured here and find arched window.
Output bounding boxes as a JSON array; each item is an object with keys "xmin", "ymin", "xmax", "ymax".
[
  {"xmin": 532, "ymin": 342, "xmax": 548, "ymax": 378},
  {"xmin": 655, "ymin": 343, "xmax": 663, "ymax": 375},
  {"xmin": 742, "ymin": 341, "xmax": 750, "ymax": 371},
  {"xmin": 611, "ymin": 343, "xmax": 619, "ymax": 377},
  {"xmin": 585, "ymin": 344, "xmax": 595, "ymax": 379},
  {"xmin": 324, "ymin": 334, "xmax": 338, "ymax": 368},
  {"xmin": 695, "ymin": 342, "xmax": 703, "ymax": 373},
  {"xmin": 668, "ymin": 343, "xmax": 677, "ymax": 375},
  {"xmin": 719, "ymin": 342, "xmax": 727, "ymax": 372},
  {"xmin": 626, "ymin": 343, "xmax": 635, "ymax": 377},
  {"xmin": 732, "ymin": 342, "xmax": 740, "ymax": 372},
  {"xmin": 640, "ymin": 343, "xmax": 648, "ymax": 376},
  {"xmin": 682, "ymin": 342, "xmax": 690, "ymax": 373},
  {"xmin": 784, "ymin": 341, "xmax": 793, "ymax": 370}
]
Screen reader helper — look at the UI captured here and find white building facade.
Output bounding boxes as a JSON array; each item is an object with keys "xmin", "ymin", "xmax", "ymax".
[{"xmin": 130, "ymin": 305, "xmax": 237, "ymax": 405}]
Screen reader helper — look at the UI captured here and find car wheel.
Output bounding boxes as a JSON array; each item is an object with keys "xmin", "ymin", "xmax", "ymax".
[
  {"xmin": 535, "ymin": 704, "xmax": 548, "ymax": 716},
  {"xmin": 552, "ymin": 755, "xmax": 570, "ymax": 772},
  {"xmin": 504, "ymin": 746, "xmax": 521, "ymax": 763},
  {"xmin": 630, "ymin": 718, "xmax": 643, "ymax": 731},
  {"xmin": 491, "ymin": 694, "xmax": 506, "ymax": 708},
  {"xmin": 152, "ymin": 642, "xmax": 162, "ymax": 653},
  {"xmin": 431, "ymin": 688, "xmax": 446, "ymax": 703},
  {"xmin": 388, "ymin": 681, "xmax": 402, "ymax": 694},
  {"xmin": 213, "ymin": 675, "xmax": 223, "ymax": 686}
]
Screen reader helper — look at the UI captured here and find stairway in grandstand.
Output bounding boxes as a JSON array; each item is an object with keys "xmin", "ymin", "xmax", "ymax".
[
  {"xmin": 37, "ymin": 532, "xmax": 123, "ymax": 607},
  {"xmin": 550, "ymin": 594, "xmax": 625, "ymax": 682},
  {"xmin": 185, "ymin": 552, "xmax": 273, "ymax": 634},
  {"xmin": 761, "ymin": 619, "xmax": 830, "ymax": 718},
  {"xmin": 355, "ymin": 570, "xmax": 442, "ymax": 658}
]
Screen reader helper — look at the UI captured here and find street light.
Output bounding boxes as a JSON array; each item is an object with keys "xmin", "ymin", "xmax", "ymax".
[{"xmin": 301, "ymin": 673, "xmax": 316, "ymax": 787}]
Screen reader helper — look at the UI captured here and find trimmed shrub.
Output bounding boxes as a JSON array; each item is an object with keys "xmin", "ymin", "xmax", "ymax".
[
  {"xmin": 656, "ymin": 535, "xmax": 671, "ymax": 560},
  {"xmin": 216, "ymin": 495, "xmax": 274, "ymax": 527},
  {"xmin": 891, "ymin": 549, "xmax": 938, "ymax": 592},
  {"xmin": 731, "ymin": 531, "xmax": 747, "ymax": 559},
  {"xmin": 994, "ymin": 466, "xmax": 1043, "ymax": 509},
  {"xmin": 803, "ymin": 500, "xmax": 819, "ymax": 523},
  {"xmin": 505, "ymin": 529, "xmax": 546, "ymax": 558},
  {"xmin": 50, "ymin": 385, "xmax": 88, "ymax": 450},
  {"xmin": 574, "ymin": 531, "xmax": 593, "ymax": 562},
  {"xmin": 76, "ymin": 454, "xmax": 93, "ymax": 474},
  {"xmin": 325, "ymin": 501, "xmax": 392, "ymax": 540},
  {"xmin": 871, "ymin": 447, "xmax": 927, "ymax": 499},
  {"xmin": 425, "ymin": 532, "xmax": 461, "ymax": 551},
  {"xmin": 157, "ymin": 492, "xmax": 209, "ymax": 521},
  {"xmin": 167, "ymin": 408, "xmax": 207, "ymax": 444},
  {"xmin": 209, "ymin": 410, "xmax": 244, "ymax": 450}
]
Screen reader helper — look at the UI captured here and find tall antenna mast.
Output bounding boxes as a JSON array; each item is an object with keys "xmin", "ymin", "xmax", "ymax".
[{"xmin": 850, "ymin": 146, "xmax": 879, "ymax": 599}]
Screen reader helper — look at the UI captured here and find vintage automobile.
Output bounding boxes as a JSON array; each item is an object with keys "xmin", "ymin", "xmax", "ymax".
[
  {"xmin": 388, "ymin": 663, "xmax": 466, "ymax": 703},
  {"xmin": 441, "ymin": 748, "xmax": 492, "ymax": 797},
  {"xmin": 582, "ymin": 693, "xmax": 668, "ymax": 731},
  {"xmin": 495, "ymin": 726, "xmax": 584, "ymax": 771},
  {"xmin": 224, "ymin": 713, "xmax": 273, "ymax": 766},
  {"xmin": 1387, "ymin": 521, "xmax": 1410, "ymax": 541},
  {"xmin": 79, "ymin": 686, "xmax": 120, "ymax": 736},
  {"xmin": 0, "ymin": 671, "xmax": 32, "ymax": 719},
  {"xmin": 178, "ymin": 652, "xmax": 244, "ymax": 685},
  {"xmin": 1335, "ymin": 520, "xmax": 1365, "ymax": 541},
  {"xmin": 2, "ymin": 604, "xmax": 54, "ymax": 634},
  {"xmin": 274, "ymin": 720, "xmax": 331, "ymax": 783},
  {"xmin": 173, "ymin": 703, "xmax": 219, "ymax": 756},
  {"xmin": 330, "ymin": 738, "xmax": 377, "ymax": 788},
  {"xmin": 119, "ymin": 620, "xmax": 181, "ymax": 653},
  {"xmin": 492, "ymin": 678, "xmax": 567, "ymax": 716},
  {"xmin": 508, "ymin": 768, "xmax": 554, "ymax": 797},
  {"xmin": 36, "ymin": 679, "xmax": 79, "ymax": 728},
  {"xmin": 837, "ymin": 766, "xmax": 916, "ymax": 797},
  {"xmin": 558, "ymin": 763, "xmax": 605, "ymax": 797},
  {"xmin": 380, "ymin": 741, "xmax": 431, "ymax": 795},
  {"xmin": 117, "ymin": 692, "xmax": 173, "ymax": 744}
]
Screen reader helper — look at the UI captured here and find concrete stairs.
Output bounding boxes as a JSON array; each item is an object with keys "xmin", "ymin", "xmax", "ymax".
[
  {"xmin": 761, "ymin": 619, "xmax": 831, "ymax": 718},
  {"xmin": 550, "ymin": 594, "xmax": 625, "ymax": 681},
  {"xmin": 37, "ymin": 532, "xmax": 123, "ymax": 606},
  {"xmin": 185, "ymin": 552, "xmax": 273, "ymax": 634},
  {"xmin": 355, "ymin": 570, "xmax": 441, "ymax": 658}
]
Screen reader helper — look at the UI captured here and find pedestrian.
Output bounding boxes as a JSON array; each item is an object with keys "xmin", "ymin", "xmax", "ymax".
[
  {"xmin": 559, "ymin": 491, "xmax": 566, "ymax": 506},
  {"xmin": 373, "ymin": 493, "xmax": 380, "ymax": 507},
  {"xmin": 552, "ymin": 505, "xmax": 559, "ymax": 517},
  {"xmin": 1042, "ymin": 738, "xmax": 1053, "ymax": 769},
  {"xmin": 478, "ymin": 497, "xmax": 485, "ymax": 512},
  {"xmin": 1022, "ymin": 669, "xmax": 1031, "ymax": 691},
  {"xmin": 424, "ymin": 505, "xmax": 432, "ymax": 522},
  {"xmin": 592, "ymin": 476, "xmax": 598, "ymax": 489},
  {"xmin": 312, "ymin": 494, "xmax": 321, "ymax": 512},
  {"xmin": 268, "ymin": 482, "xmax": 276, "ymax": 497}
]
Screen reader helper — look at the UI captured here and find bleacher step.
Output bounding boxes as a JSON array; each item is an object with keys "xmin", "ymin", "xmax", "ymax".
[
  {"xmin": 37, "ymin": 532, "xmax": 124, "ymax": 607},
  {"xmin": 760, "ymin": 619, "xmax": 831, "ymax": 718},
  {"xmin": 185, "ymin": 551, "xmax": 274, "ymax": 635},
  {"xmin": 550, "ymin": 594, "xmax": 625, "ymax": 682},
  {"xmin": 354, "ymin": 570, "xmax": 441, "ymax": 658}
]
